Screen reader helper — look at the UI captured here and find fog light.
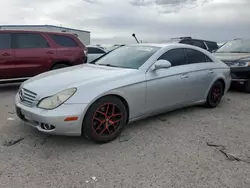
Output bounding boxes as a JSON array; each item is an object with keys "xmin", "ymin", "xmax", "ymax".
[{"xmin": 41, "ymin": 123, "xmax": 55, "ymax": 130}]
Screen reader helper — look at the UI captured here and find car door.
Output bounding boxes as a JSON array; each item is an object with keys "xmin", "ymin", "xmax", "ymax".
[
  {"xmin": 0, "ymin": 33, "xmax": 15, "ymax": 80},
  {"xmin": 183, "ymin": 48, "xmax": 216, "ymax": 103},
  {"xmin": 145, "ymin": 48, "xmax": 190, "ymax": 114},
  {"xmin": 13, "ymin": 32, "xmax": 56, "ymax": 78},
  {"xmin": 87, "ymin": 47, "xmax": 106, "ymax": 63}
]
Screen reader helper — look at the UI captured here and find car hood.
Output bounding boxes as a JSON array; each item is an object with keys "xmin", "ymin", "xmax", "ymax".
[
  {"xmin": 22, "ymin": 64, "xmax": 137, "ymax": 98},
  {"xmin": 214, "ymin": 52, "xmax": 250, "ymax": 62}
]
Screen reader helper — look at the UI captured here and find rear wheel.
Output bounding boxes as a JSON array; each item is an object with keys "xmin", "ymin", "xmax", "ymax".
[
  {"xmin": 51, "ymin": 63, "xmax": 69, "ymax": 70},
  {"xmin": 205, "ymin": 81, "xmax": 224, "ymax": 108},
  {"xmin": 82, "ymin": 96, "xmax": 127, "ymax": 143}
]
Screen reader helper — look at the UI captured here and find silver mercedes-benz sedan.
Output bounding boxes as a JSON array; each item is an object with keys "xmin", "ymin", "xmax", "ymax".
[{"xmin": 15, "ymin": 43, "xmax": 231, "ymax": 143}]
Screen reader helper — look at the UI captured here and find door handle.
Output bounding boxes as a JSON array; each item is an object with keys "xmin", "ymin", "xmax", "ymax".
[
  {"xmin": 181, "ymin": 74, "xmax": 189, "ymax": 79},
  {"xmin": 46, "ymin": 51, "xmax": 54, "ymax": 54},
  {"xmin": 209, "ymin": 69, "xmax": 214, "ymax": 73},
  {"xmin": 1, "ymin": 52, "xmax": 11, "ymax": 56}
]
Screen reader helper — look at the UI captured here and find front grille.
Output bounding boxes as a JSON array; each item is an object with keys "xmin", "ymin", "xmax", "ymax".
[{"xmin": 19, "ymin": 88, "xmax": 37, "ymax": 106}]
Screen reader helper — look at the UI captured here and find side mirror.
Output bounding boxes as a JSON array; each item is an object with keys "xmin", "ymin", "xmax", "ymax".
[{"xmin": 153, "ymin": 60, "xmax": 172, "ymax": 70}]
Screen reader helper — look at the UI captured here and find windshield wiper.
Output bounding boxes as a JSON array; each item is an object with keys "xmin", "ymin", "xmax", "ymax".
[
  {"xmin": 98, "ymin": 64, "xmax": 119, "ymax": 67},
  {"xmin": 216, "ymin": 51, "xmax": 248, "ymax": 53},
  {"xmin": 227, "ymin": 51, "xmax": 248, "ymax": 53}
]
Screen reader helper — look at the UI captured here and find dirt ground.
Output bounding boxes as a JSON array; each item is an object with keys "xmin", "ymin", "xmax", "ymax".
[{"xmin": 0, "ymin": 84, "xmax": 250, "ymax": 188}]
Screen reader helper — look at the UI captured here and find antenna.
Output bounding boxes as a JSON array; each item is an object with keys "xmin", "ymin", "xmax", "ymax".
[{"xmin": 132, "ymin": 33, "xmax": 139, "ymax": 43}]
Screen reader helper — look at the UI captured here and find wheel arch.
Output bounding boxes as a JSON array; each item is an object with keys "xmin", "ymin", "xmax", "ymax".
[
  {"xmin": 50, "ymin": 61, "xmax": 72, "ymax": 70},
  {"xmin": 82, "ymin": 93, "xmax": 130, "ymax": 124},
  {"xmin": 206, "ymin": 77, "xmax": 226, "ymax": 98},
  {"xmin": 217, "ymin": 78, "xmax": 226, "ymax": 92}
]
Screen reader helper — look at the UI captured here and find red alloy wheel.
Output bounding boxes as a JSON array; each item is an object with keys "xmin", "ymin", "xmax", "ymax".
[
  {"xmin": 92, "ymin": 103, "xmax": 123, "ymax": 137},
  {"xmin": 211, "ymin": 87, "xmax": 221, "ymax": 103}
]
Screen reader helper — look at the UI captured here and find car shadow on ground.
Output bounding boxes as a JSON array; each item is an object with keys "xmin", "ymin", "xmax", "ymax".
[
  {"xmin": 2, "ymin": 85, "xmax": 248, "ymax": 152},
  {"xmin": 0, "ymin": 83, "xmax": 20, "ymax": 91},
  {"xmin": 25, "ymin": 105, "xmax": 204, "ymax": 148}
]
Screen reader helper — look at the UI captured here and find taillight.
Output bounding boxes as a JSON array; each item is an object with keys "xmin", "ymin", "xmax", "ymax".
[{"xmin": 83, "ymin": 49, "xmax": 88, "ymax": 56}]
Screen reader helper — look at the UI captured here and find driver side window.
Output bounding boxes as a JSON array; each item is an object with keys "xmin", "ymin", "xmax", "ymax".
[{"xmin": 158, "ymin": 48, "xmax": 187, "ymax": 67}]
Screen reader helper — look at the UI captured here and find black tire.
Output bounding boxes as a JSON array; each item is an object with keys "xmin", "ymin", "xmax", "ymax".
[
  {"xmin": 205, "ymin": 81, "xmax": 224, "ymax": 108},
  {"xmin": 243, "ymin": 81, "xmax": 250, "ymax": 93},
  {"xmin": 82, "ymin": 96, "xmax": 127, "ymax": 143},
  {"xmin": 51, "ymin": 63, "xmax": 69, "ymax": 70}
]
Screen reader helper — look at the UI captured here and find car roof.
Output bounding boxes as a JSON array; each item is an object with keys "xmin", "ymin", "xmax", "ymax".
[
  {"xmin": 128, "ymin": 43, "xmax": 174, "ymax": 48},
  {"xmin": 0, "ymin": 29, "xmax": 77, "ymax": 37},
  {"xmin": 127, "ymin": 43, "xmax": 198, "ymax": 49}
]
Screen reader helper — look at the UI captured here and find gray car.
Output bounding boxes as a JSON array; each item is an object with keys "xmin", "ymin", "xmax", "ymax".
[
  {"xmin": 15, "ymin": 43, "xmax": 231, "ymax": 143},
  {"xmin": 214, "ymin": 39, "xmax": 250, "ymax": 92}
]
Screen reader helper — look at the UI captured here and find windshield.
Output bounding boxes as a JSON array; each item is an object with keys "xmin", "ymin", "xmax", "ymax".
[
  {"xmin": 216, "ymin": 40, "xmax": 250, "ymax": 53},
  {"xmin": 94, "ymin": 45, "xmax": 160, "ymax": 69}
]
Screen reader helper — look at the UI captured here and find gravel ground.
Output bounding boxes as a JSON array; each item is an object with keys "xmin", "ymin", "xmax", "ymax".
[{"xmin": 0, "ymin": 84, "xmax": 250, "ymax": 188}]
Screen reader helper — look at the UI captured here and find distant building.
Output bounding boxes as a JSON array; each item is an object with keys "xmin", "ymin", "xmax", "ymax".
[{"xmin": 0, "ymin": 24, "xmax": 90, "ymax": 45}]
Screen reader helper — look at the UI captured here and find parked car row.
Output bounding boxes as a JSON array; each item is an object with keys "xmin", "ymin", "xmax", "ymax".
[
  {"xmin": 15, "ymin": 43, "xmax": 231, "ymax": 143},
  {"xmin": 0, "ymin": 28, "xmax": 247, "ymax": 143}
]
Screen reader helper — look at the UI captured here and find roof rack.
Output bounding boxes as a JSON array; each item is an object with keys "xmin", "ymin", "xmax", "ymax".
[{"xmin": 171, "ymin": 37, "xmax": 192, "ymax": 40}]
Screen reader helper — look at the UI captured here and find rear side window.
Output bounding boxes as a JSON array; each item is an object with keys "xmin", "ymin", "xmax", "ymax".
[
  {"xmin": 205, "ymin": 41, "xmax": 218, "ymax": 51},
  {"xmin": 180, "ymin": 40, "xmax": 193, "ymax": 45},
  {"xmin": 49, "ymin": 34, "xmax": 78, "ymax": 47},
  {"xmin": 87, "ymin": 47, "xmax": 105, "ymax": 54},
  {"xmin": 0, "ymin": 33, "xmax": 11, "ymax": 49},
  {"xmin": 14, "ymin": 33, "xmax": 49, "ymax": 49},
  {"xmin": 192, "ymin": 40, "xmax": 207, "ymax": 49},
  {"xmin": 185, "ymin": 49, "xmax": 212, "ymax": 64},
  {"xmin": 158, "ymin": 48, "xmax": 187, "ymax": 67}
]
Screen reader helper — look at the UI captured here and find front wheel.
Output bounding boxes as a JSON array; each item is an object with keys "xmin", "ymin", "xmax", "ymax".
[
  {"xmin": 82, "ymin": 96, "xmax": 127, "ymax": 143},
  {"xmin": 205, "ymin": 81, "xmax": 224, "ymax": 108}
]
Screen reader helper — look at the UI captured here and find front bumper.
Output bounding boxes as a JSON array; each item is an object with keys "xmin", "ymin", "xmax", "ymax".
[
  {"xmin": 230, "ymin": 67, "xmax": 250, "ymax": 82},
  {"xmin": 15, "ymin": 94, "xmax": 88, "ymax": 136}
]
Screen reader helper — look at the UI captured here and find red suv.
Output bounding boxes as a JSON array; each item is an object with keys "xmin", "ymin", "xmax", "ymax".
[{"xmin": 0, "ymin": 30, "xmax": 87, "ymax": 82}]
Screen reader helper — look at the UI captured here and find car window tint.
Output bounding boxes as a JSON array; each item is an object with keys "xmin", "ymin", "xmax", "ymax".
[
  {"xmin": 14, "ymin": 33, "xmax": 49, "ymax": 49},
  {"xmin": 158, "ymin": 48, "xmax": 187, "ymax": 66},
  {"xmin": 186, "ymin": 49, "xmax": 212, "ymax": 64},
  {"xmin": 87, "ymin": 47, "xmax": 105, "ymax": 54},
  {"xmin": 0, "ymin": 33, "xmax": 11, "ymax": 49},
  {"xmin": 49, "ymin": 34, "xmax": 78, "ymax": 47},
  {"xmin": 180, "ymin": 40, "xmax": 193, "ymax": 45},
  {"xmin": 205, "ymin": 41, "xmax": 218, "ymax": 51},
  {"xmin": 192, "ymin": 40, "xmax": 207, "ymax": 49}
]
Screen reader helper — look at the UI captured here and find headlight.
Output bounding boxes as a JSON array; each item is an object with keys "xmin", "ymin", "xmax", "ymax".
[
  {"xmin": 37, "ymin": 88, "xmax": 77, "ymax": 110},
  {"xmin": 230, "ymin": 61, "xmax": 250, "ymax": 67}
]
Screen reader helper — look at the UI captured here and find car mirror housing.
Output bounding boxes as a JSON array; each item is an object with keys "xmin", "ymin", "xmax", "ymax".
[{"xmin": 153, "ymin": 60, "xmax": 172, "ymax": 70}]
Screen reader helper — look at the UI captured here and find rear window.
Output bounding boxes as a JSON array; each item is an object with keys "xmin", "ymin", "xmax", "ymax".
[
  {"xmin": 49, "ymin": 34, "xmax": 78, "ymax": 47},
  {"xmin": 87, "ymin": 47, "xmax": 105, "ymax": 54},
  {"xmin": 192, "ymin": 40, "xmax": 207, "ymax": 49},
  {"xmin": 180, "ymin": 40, "xmax": 193, "ymax": 45},
  {"xmin": 205, "ymin": 41, "xmax": 218, "ymax": 50},
  {"xmin": 186, "ymin": 49, "xmax": 212, "ymax": 64}
]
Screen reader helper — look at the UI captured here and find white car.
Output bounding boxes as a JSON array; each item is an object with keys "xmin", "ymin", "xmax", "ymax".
[{"xmin": 86, "ymin": 45, "xmax": 107, "ymax": 63}]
